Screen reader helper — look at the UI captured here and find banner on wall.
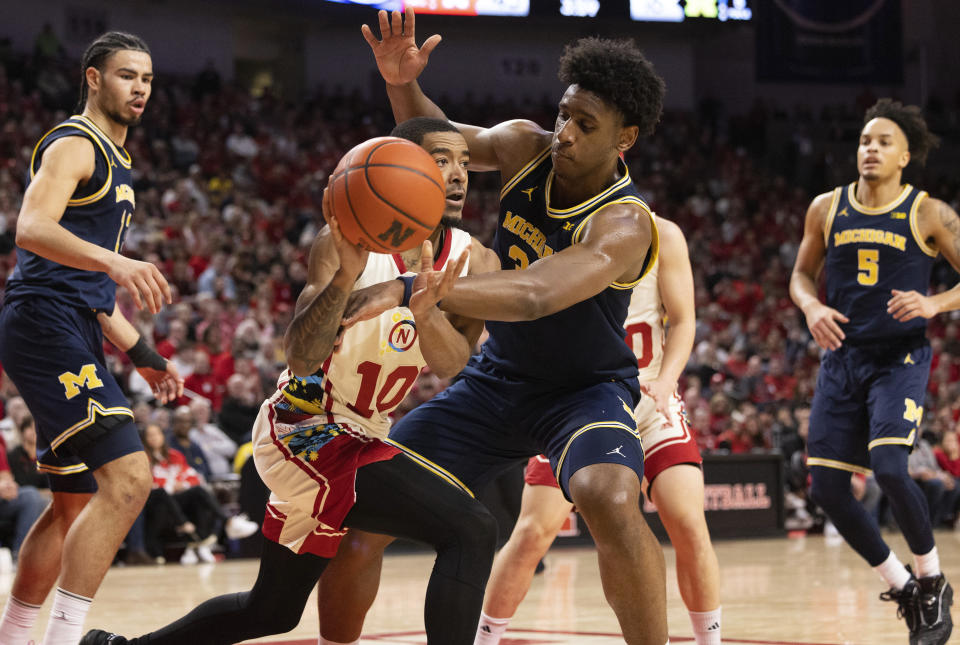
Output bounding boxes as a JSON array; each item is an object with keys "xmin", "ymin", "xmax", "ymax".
[{"xmin": 755, "ymin": 0, "xmax": 903, "ymax": 83}]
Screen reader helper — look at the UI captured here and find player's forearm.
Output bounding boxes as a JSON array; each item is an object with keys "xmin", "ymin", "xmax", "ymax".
[
  {"xmin": 414, "ymin": 308, "xmax": 472, "ymax": 379},
  {"xmin": 658, "ymin": 318, "xmax": 695, "ymax": 388},
  {"xmin": 928, "ymin": 285, "xmax": 960, "ymax": 315},
  {"xmin": 16, "ymin": 215, "xmax": 115, "ymax": 274},
  {"xmin": 386, "ymin": 81, "xmax": 447, "ymax": 124},
  {"xmin": 789, "ymin": 271, "xmax": 821, "ymax": 313},
  {"xmin": 97, "ymin": 305, "xmax": 141, "ymax": 352},
  {"xmin": 284, "ymin": 271, "xmax": 354, "ymax": 377}
]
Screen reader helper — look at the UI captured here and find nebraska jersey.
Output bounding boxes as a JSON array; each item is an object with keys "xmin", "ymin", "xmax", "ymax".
[
  {"xmin": 624, "ymin": 253, "xmax": 664, "ymax": 383},
  {"xmin": 279, "ymin": 228, "xmax": 471, "ymax": 439}
]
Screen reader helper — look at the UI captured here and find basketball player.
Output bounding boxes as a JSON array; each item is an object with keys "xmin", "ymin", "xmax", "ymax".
[
  {"xmin": 317, "ymin": 10, "xmax": 669, "ymax": 645},
  {"xmin": 82, "ymin": 117, "xmax": 503, "ymax": 645},
  {"xmin": 0, "ymin": 32, "xmax": 183, "ymax": 645},
  {"xmin": 790, "ymin": 99, "xmax": 959, "ymax": 644},
  {"xmin": 474, "ymin": 216, "xmax": 721, "ymax": 645}
]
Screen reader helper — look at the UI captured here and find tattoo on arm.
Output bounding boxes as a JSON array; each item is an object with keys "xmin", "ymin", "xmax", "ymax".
[
  {"xmin": 938, "ymin": 201, "xmax": 960, "ymax": 259},
  {"xmin": 286, "ymin": 285, "xmax": 349, "ymax": 375}
]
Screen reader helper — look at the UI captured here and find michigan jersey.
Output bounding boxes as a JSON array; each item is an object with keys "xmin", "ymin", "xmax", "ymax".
[
  {"xmin": 5, "ymin": 115, "xmax": 135, "ymax": 313},
  {"xmin": 279, "ymin": 228, "xmax": 472, "ymax": 439},
  {"xmin": 823, "ymin": 183, "xmax": 934, "ymax": 341},
  {"xmin": 473, "ymin": 148, "xmax": 657, "ymax": 386}
]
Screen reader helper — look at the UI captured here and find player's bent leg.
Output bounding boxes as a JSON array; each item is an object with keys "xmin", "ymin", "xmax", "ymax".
[
  {"xmin": 870, "ymin": 445, "xmax": 936, "ymax": 557},
  {"xmin": 483, "ymin": 483, "xmax": 572, "ymax": 621},
  {"xmin": 569, "ymin": 462, "xmax": 667, "ymax": 645},
  {"xmin": 344, "ymin": 455, "xmax": 498, "ymax": 645},
  {"xmin": 318, "ymin": 529, "xmax": 395, "ymax": 643},
  {"xmin": 809, "ymin": 465, "xmax": 891, "ymax": 565},
  {"xmin": 649, "ymin": 464, "xmax": 719, "ymax": 612}
]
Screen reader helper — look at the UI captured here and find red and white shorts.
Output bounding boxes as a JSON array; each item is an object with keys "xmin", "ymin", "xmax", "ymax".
[
  {"xmin": 253, "ymin": 391, "xmax": 400, "ymax": 558},
  {"xmin": 524, "ymin": 389, "xmax": 701, "ymax": 487}
]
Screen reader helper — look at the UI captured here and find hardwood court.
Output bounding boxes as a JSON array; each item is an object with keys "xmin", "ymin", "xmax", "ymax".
[{"xmin": 3, "ymin": 530, "xmax": 958, "ymax": 644}]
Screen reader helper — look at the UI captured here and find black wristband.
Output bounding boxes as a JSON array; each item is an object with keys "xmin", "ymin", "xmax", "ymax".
[
  {"xmin": 396, "ymin": 275, "xmax": 415, "ymax": 308},
  {"xmin": 126, "ymin": 336, "xmax": 167, "ymax": 371}
]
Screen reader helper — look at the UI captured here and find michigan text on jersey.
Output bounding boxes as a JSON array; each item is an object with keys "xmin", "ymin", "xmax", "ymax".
[{"xmin": 833, "ymin": 227, "xmax": 907, "ymax": 252}]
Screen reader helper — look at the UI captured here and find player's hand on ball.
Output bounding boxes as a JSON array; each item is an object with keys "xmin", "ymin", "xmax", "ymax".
[
  {"xmin": 887, "ymin": 289, "xmax": 938, "ymax": 322},
  {"xmin": 324, "ymin": 188, "xmax": 368, "ymax": 279},
  {"xmin": 361, "ymin": 7, "xmax": 441, "ymax": 86},
  {"xmin": 409, "ymin": 239, "xmax": 468, "ymax": 317},
  {"xmin": 802, "ymin": 301, "xmax": 848, "ymax": 351}
]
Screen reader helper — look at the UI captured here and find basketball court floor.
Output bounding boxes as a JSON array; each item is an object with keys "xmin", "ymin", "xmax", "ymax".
[{"xmin": 3, "ymin": 529, "xmax": 958, "ymax": 644}]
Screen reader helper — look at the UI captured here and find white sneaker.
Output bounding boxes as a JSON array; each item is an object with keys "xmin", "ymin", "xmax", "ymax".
[
  {"xmin": 196, "ymin": 545, "xmax": 216, "ymax": 563},
  {"xmin": 180, "ymin": 547, "xmax": 199, "ymax": 565},
  {"xmin": 225, "ymin": 514, "xmax": 259, "ymax": 540}
]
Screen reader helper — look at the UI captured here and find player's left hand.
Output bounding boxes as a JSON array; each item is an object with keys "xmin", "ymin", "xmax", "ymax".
[
  {"xmin": 409, "ymin": 239, "xmax": 468, "ymax": 317},
  {"xmin": 137, "ymin": 361, "xmax": 184, "ymax": 404},
  {"xmin": 887, "ymin": 289, "xmax": 939, "ymax": 322},
  {"xmin": 342, "ymin": 280, "xmax": 405, "ymax": 330},
  {"xmin": 639, "ymin": 378, "xmax": 675, "ymax": 426}
]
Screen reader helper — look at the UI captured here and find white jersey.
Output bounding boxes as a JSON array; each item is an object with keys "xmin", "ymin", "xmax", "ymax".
[
  {"xmin": 278, "ymin": 228, "xmax": 472, "ymax": 439},
  {"xmin": 625, "ymin": 253, "xmax": 664, "ymax": 384}
]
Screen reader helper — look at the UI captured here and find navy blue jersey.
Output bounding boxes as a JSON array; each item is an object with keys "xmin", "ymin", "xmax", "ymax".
[
  {"xmin": 5, "ymin": 115, "xmax": 135, "ymax": 313},
  {"xmin": 824, "ymin": 183, "xmax": 935, "ymax": 342},
  {"xmin": 472, "ymin": 148, "xmax": 657, "ymax": 385}
]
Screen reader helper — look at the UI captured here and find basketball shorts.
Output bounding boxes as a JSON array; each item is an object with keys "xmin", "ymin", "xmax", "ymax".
[
  {"xmin": 808, "ymin": 337, "xmax": 931, "ymax": 474},
  {"xmin": 0, "ymin": 298, "xmax": 142, "ymax": 492},
  {"xmin": 524, "ymin": 387, "xmax": 701, "ymax": 488},
  {"xmin": 389, "ymin": 365, "xmax": 644, "ymax": 503},
  {"xmin": 254, "ymin": 390, "xmax": 402, "ymax": 558}
]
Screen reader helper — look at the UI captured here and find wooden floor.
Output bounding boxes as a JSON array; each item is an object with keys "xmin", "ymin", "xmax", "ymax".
[{"xmin": 3, "ymin": 529, "xmax": 958, "ymax": 644}]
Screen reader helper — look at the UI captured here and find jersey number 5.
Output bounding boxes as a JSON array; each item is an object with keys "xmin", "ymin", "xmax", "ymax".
[
  {"xmin": 857, "ymin": 248, "xmax": 879, "ymax": 286},
  {"xmin": 624, "ymin": 322, "xmax": 654, "ymax": 369}
]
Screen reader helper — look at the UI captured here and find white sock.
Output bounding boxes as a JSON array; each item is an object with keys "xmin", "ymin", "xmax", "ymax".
[
  {"xmin": 319, "ymin": 637, "xmax": 359, "ymax": 645},
  {"xmin": 874, "ymin": 551, "xmax": 912, "ymax": 590},
  {"xmin": 40, "ymin": 588, "xmax": 92, "ymax": 645},
  {"xmin": 474, "ymin": 612, "xmax": 511, "ymax": 645},
  {"xmin": 689, "ymin": 606, "xmax": 722, "ymax": 645},
  {"xmin": 0, "ymin": 596, "xmax": 42, "ymax": 645},
  {"xmin": 914, "ymin": 546, "xmax": 941, "ymax": 579}
]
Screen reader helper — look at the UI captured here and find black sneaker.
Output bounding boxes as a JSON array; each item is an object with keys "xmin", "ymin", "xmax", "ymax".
[
  {"xmin": 880, "ymin": 575, "xmax": 920, "ymax": 636},
  {"xmin": 914, "ymin": 573, "xmax": 953, "ymax": 645},
  {"xmin": 80, "ymin": 630, "xmax": 129, "ymax": 644}
]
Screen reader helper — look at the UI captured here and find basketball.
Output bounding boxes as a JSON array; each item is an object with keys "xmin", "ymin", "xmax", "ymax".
[{"xmin": 328, "ymin": 136, "xmax": 445, "ymax": 253}]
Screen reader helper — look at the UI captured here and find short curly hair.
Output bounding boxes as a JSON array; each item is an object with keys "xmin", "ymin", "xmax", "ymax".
[
  {"xmin": 864, "ymin": 98, "xmax": 940, "ymax": 167},
  {"xmin": 558, "ymin": 37, "xmax": 665, "ymax": 136}
]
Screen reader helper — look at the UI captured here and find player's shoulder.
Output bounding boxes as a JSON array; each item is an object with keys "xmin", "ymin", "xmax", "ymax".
[
  {"xmin": 488, "ymin": 120, "xmax": 552, "ymax": 166},
  {"xmin": 33, "ymin": 134, "xmax": 97, "ymax": 179},
  {"xmin": 652, "ymin": 215, "xmax": 686, "ymax": 250},
  {"xmin": 467, "ymin": 236, "xmax": 499, "ymax": 275},
  {"xmin": 917, "ymin": 194, "xmax": 958, "ymax": 228}
]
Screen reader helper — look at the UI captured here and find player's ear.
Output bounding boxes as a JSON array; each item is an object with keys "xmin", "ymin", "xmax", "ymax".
[
  {"xmin": 617, "ymin": 124, "xmax": 639, "ymax": 153},
  {"xmin": 85, "ymin": 66, "xmax": 101, "ymax": 94},
  {"xmin": 899, "ymin": 148, "xmax": 910, "ymax": 170}
]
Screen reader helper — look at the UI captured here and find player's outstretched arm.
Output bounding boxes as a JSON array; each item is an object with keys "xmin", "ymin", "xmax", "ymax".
[
  {"xmin": 790, "ymin": 192, "xmax": 849, "ymax": 350},
  {"xmin": 432, "ymin": 202, "xmax": 653, "ymax": 322},
  {"xmin": 284, "ymin": 193, "xmax": 369, "ymax": 377},
  {"xmin": 362, "ymin": 7, "xmax": 549, "ymax": 175},
  {"xmin": 641, "ymin": 217, "xmax": 695, "ymax": 422},
  {"xmin": 888, "ymin": 197, "xmax": 960, "ymax": 322},
  {"xmin": 98, "ymin": 304, "xmax": 183, "ymax": 404},
  {"xmin": 408, "ymin": 238, "xmax": 499, "ymax": 378}
]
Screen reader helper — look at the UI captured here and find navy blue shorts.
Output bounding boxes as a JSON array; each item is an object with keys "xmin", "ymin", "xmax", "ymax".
[
  {"xmin": 0, "ymin": 299, "xmax": 143, "ymax": 493},
  {"xmin": 808, "ymin": 337, "xmax": 930, "ymax": 474},
  {"xmin": 387, "ymin": 364, "xmax": 644, "ymax": 502}
]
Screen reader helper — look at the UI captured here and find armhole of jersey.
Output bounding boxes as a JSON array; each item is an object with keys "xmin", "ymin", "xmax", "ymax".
[
  {"xmin": 30, "ymin": 123, "xmax": 113, "ymax": 207},
  {"xmin": 583, "ymin": 199, "xmax": 657, "ymax": 291},
  {"xmin": 822, "ymin": 186, "xmax": 842, "ymax": 245},
  {"xmin": 499, "ymin": 146, "xmax": 551, "ymax": 200},
  {"xmin": 908, "ymin": 191, "xmax": 937, "ymax": 257}
]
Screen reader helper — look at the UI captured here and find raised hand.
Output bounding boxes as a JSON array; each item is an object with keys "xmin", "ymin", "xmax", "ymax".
[
  {"xmin": 108, "ymin": 255, "xmax": 172, "ymax": 314},
  {"xmin": 361, "ymin": 7, "xmax": 441, "ymax": 86},
  {"xmin": 137, "ymin": 361, "xmax": 184, "ymax": 404},
  {"xmin": 409, "ymin": 239, "xmax": 468, "ymax": 316}
]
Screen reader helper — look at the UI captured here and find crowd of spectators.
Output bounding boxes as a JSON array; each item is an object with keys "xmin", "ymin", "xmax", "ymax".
[{"xmin": 2, "ymin": 31, "xmax": 960, "ymax": 550}]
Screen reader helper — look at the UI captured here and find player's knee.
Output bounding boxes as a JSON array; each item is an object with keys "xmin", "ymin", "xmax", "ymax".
[
  {"xmin": 662, "ymin": 507, "xmax": 710, "ymax": 549},
  {"xmin": 457, "ymin": 503, "xmax": 498, "ymax": 555},
  {"xmin": 512, "ymin": 514, "xmax": 561, "ymax": 554},
  {"xmin": 808, "ymin": 470, "xmax": 848, "ymax": 511},
  {"xmin": 870, "ymin": 446, "xmax": 910, "ymax": 492},
  {"xmin": 97, "ymin": 458, "xmax": 152, "ymax": 509}
]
